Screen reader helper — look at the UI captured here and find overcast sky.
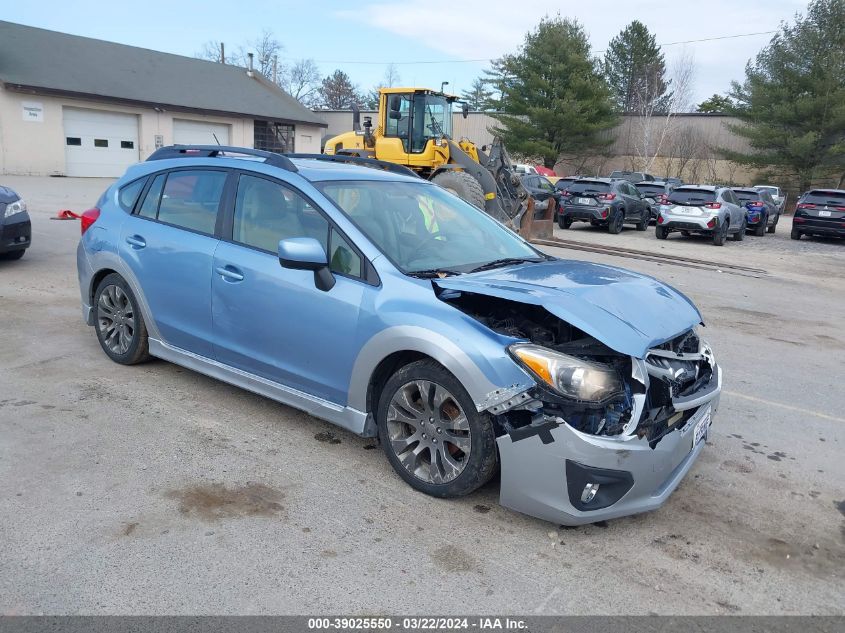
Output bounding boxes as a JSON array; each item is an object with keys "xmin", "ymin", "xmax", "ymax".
[{"xmin": 3, "ymin": 0, "xmax": 809, "ymax": 107}]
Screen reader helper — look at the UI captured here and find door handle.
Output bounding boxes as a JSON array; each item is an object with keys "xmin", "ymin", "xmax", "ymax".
[
  {"xmin": 125, "ymin": 235, "xmax": 146, "ymax": 249},
  {"xmin": 215, "ymin": 265, "xmax": 244, "ymax": 282}
]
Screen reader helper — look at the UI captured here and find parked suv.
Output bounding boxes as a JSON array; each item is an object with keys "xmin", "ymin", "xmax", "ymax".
[
  {"xmin": 77, "ymin": 145, "xmax": 721, "ymax": 526},
  {"xmin": 519, "ymin": 173, "xmax": 558, "ymax": 218},
  {"xmin": 731, "ymin": 187, "xmax": 780, "ymax": 236},
  {"xmin": 609, "ymin": 170, "xmax": 655, "ymax": 183},
  {"xmin": 558, "ymin": 178, "xmax": 650, "ymax": 233},
  {"xmin": 636, "ymin": 181, "xmax": 674, "ymax": 222},
  {"xmin": 753, "ymin": 185, "xmax": 786, "ymax": 213},
  {"xmin": 792, "ymin": 189, "xmax": 845, "ymax": 241},
  {"xmin": 657, "ymin": 185, "xmax": 747, "ymax": 245},
  {"xmin": 0, "ymin": 185, "xmax": 32, "ymax": 260}
]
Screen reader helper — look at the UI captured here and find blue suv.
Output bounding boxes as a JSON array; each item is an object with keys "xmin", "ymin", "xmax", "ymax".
[{"xmin": 77, "ymin": 146, "xmax": 722, "ymax": 525}]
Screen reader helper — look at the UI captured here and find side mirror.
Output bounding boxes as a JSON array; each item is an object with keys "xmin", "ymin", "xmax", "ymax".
[
  {"xmin": 278, "ymin": 237, "xmax": 335, "ymax": 291},
  {"xmin": 389, "ymin": 95, "xmax": 401, "ymax": 112},
  {"xmin": 461, "ymin": 102, "xmax": 469, "ymax": 119},
  {"xmin": 388, "ymin": 111, "xmax": 402, "ymax": 120}
]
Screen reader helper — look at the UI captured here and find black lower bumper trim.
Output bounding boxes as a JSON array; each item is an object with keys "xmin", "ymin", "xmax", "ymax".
[{"xmin": 565, "ymin": 460, "xmax": 634, "ymax": 511}]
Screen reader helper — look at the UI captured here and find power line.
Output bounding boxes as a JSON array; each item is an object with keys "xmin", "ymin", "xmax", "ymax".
[{"xmin": 311, "ymin": 29, "xmax": 777, "ymax": 66}]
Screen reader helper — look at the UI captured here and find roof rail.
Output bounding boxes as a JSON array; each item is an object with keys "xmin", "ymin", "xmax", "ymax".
[
  {"xmin": 286, "ymin": 153, "xmax": 420, "ymax": 179},
  {"xmin": 146, "ymin": 145, "xmax": 298, "ymax": 173}
]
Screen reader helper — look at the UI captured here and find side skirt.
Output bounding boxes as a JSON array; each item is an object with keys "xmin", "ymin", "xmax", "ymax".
[{"xmin": 148, "ymin": 339, "xmax": 375, "ymax": 437}]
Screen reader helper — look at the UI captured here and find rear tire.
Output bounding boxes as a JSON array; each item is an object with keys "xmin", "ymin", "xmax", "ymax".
[
  {"xmin": 713, "ymin": 221, "xmax": 727, "ymax": 246},
  {"xmin": 430, "ymin": 170, "xmax": 485, "ymax": 210},
  {"xmin": 732, "ymin": 219, "xmax": 746, "ymax": 241},
  {"xmin": 655, "ymin": 226, "xmax": 668, "ymax": 240},
  {"xmin": 608, "ymin": 210, "xmax": 624, "ymax": 234},
  {"xmin": 767, "ymin": 216, "xmax": 778, "ymax": 234},
  {"xmin": 754, "ymin": 216, "xmax": 766, "ymax": 236},
  {"xmin": 0, "ymin": 249, "xmax": 25, "ymax": 261},
  {"xmin": 558, "ymin": 214, "xmax": 572, "ymax": 230},
  {"xmin": 377, "ymin": 360, "xmax": 497, "ymax": 498},
  {"xmin": 93, "ymin": 273, "xmax": 150, "ymax": 365},
  {"xmin": 791, "ymin": 227, "xmax": 801, "ymax": 240}
]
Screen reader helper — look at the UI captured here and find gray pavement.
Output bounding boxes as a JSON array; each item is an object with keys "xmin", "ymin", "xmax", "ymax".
[{"xmin": 0, "ymin": 176, "xmax": 843, "ymax": 615}]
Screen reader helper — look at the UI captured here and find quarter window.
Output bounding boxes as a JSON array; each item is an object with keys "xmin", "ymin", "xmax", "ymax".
[
  {"xmin": 329, "ymin": 228, "xmax": 362, "ymax": 277},
  {"xmin": 137, "ymin": 174, "xmax": 166, "ymax": 219},
  {"xmin": 233, "ymin": 175, "xmax": 329, "ymax": 254},
  {"xmin": 156, "ymin": 170, "xmax": 226, "ymax": 234},
  {"xmin": 118, "ymin": 177, "xmax": 147, "ymax": 212}
]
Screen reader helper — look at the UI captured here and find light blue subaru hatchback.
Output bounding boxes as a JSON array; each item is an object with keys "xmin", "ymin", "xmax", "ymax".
[{"xmin": 77, "ymin": 146, "xmax": 722, "ymax": 525}]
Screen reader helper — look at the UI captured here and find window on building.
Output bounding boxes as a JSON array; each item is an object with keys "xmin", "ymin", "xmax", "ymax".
[
  {"xmin": 121, "ymin": 141, "xmax": 135, "ymax": 149},
  {"xmin": 66, "ymin": 137, "xmax": 81, "ymax": 146},
  {"xmin": 94, "ymin": 139, "xmax": 108, "ymax": 148},
  {"xmin": 156, "ymin": 170, "xmax": 227, "ymax": 234},
  {"xmin": 254, "ymin": 120, "xmax": 295, "ymax": 153}
]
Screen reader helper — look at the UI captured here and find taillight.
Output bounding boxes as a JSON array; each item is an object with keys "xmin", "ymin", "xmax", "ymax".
[
  {"xmin": 749, "ymin": 201, "xmax": 764, "ymax": 207},
  {"xmin": 657, "ymin": 215, "xmax": 664, "ymax": 224},
  {"xmin": 797, "ymin": 203, "xmax": 816, "ymax": 210},
  {"xmin": 704, "ymin": 202, "xmax": 722, "ymax": 210},
  {"xmin": 598, "ymin": 193, "xmax": 616, "ymax": 201},
  {"xmin": 80, "ymin": 208, "xmax": 100, "ymax": 235}
]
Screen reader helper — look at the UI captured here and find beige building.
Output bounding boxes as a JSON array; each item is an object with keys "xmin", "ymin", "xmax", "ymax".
[{"xmin": 0, "ymin": 21, "xmax": 326, "ymax": 177}]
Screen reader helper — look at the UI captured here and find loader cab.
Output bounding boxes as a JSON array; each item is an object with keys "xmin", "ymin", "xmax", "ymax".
[{"xmin": 381, "ymin": 89, "xmax": 454, "ymax": 160}]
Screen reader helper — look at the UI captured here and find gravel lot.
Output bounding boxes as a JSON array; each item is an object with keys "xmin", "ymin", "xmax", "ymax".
[{"xmin": 1, "ymin": 176, "xmax": 843, "ymax": 615}]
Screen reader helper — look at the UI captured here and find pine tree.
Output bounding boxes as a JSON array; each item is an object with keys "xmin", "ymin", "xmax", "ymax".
[
  {"xmin": 724, "ymin": 0, "xmax": 845, "ymax": 190},
  {"xmin": 485, "ymin": 17, "xmax": 617, "ymax": 168},
  {"xmin": 318, "ymin": 70, "xmax": 362, "ymax": 110},
  {"xmin": 696, "ymin": 94, "xmax": 734, "ymax": 113},
  {"xmin": 460, "ymin": 78, "xmax": 494, "ymax": 111},
  {"xmin": 604, "ymin": 20, "xmax": 670, "ymax": 114}
]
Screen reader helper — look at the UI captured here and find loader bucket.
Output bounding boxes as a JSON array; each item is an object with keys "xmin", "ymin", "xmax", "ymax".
[{"xmin": 519, "ymin": 197, "xmax": 555, "ymax": 241}]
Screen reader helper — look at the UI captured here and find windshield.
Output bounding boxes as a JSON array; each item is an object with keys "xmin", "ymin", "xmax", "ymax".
[
  {"xmin": 413, "ymin": 94, "xmax": 452, "ymax": 144},
  {"xmin": 568, "ymin": 180, "xmax": 610, "ymax": 194},
  {"xmin": 637, "ymin": 184, "xmax": 667, "ymax": 195},
  {"xmin": 316, "ymin": 180, "xmax": 541, "ymax": 274},
  {"xmin": 669, "ymin": 188, "xmax": 717, "ymax": 205}
]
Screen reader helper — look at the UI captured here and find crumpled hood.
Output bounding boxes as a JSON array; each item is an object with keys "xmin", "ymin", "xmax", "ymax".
[
  {"xmin": 434, "ymin": 259, "xmax": 703, "ymax": 358},
  {"xmin": 0, "ymin": 186, "xmax": 21, "ymax": 205}
]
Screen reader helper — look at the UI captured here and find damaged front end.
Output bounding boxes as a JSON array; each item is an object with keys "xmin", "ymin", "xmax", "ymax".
[{"xmin": 440, "ymin": 289, "xmax": 721, "ymax": 525}]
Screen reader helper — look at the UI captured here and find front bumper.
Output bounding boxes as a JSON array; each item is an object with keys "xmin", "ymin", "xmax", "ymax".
[
  {"xmin": 0, "ymin": 212, "xmax": 32, "ymax": 253},
  {"xmin": 497, "ymin": 359, "xmax": 721, "ymax": 525}
]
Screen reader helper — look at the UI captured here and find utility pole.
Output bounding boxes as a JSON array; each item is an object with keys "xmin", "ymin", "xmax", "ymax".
[
  {"xmin": 273, "ymin": 55, "xmax": 278, "ymax": 84},
  {"xmin": 220, "ymin": 42, "xmax": 225, "ymax": 64}
]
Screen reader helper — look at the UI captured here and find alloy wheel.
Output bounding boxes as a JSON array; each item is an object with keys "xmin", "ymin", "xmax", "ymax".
[
  {"xmin": 385, "ymin": 380, "xmax": 471, "ymax": 484},
  {"xmin": 97, "ymin": 284, "xmax": 135, "ymax": 355}
]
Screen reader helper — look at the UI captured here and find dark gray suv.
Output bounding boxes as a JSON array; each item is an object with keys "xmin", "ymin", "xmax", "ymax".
[{"xmin": 558, "ymin": 178, "xmax": 651, "ymax": 233}]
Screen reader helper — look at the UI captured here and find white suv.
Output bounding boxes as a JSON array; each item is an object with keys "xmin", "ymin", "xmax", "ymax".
[{"xmin": 656, "ymin": 185, "xmax": 747, "ymax": 246}]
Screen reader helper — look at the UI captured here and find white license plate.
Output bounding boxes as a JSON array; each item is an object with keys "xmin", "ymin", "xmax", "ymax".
[
  {"xmin": 692, "ymin": 406, "xmax": 711, "ymax": 449},
  {"xmin": 819, "ymin": 210, "xmax": 832, "ymax": 217},
  {"xmin": 674, "ymin": 207, "xmax": 695, "ymax": 215},
  {"xmin": 577, "ymin": 197, "xmax": 593, "ymax": 205}
]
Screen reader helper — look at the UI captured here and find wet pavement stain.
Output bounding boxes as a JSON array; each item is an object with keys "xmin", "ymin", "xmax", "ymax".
[
  {"xmin": 122, "ymin": 522, "xmax": 139, "ymax": 536},
  {"xmin": 473, "ymin": 504, "xmax": 491, "ymax": 514},
  {"xmin": 165, "ymin": 482, "xmax": 284, "ymax": 521},
  {"xmin": 314, "ymin": 431, "xmax": 342, "ymax": 444},
  {"xmin": 431, "ymin": 545, "xmax": 476, "ymax": 572},
  {"xmin": 767, "ymin": 451, "xmax": 787, "ymax": 462}
]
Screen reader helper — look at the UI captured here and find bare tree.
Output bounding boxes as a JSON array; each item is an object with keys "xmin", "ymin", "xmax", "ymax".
[
  {"xmin": 630, "ymin": 49, "xmax": 696, "ymax": 173},
  {"xmin": 667, "ymin": 126, "xmax": 704, "ymax": 180},
  {"xmin": 281, "ymin": 59, "xmax": 321, "ymax": 106}
]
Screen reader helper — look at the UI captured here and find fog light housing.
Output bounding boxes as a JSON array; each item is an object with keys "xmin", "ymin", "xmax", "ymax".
[
  {"xmin": 707, "ymin": 217, "xmax": 717, "ymax": 229},
  {"xmin": 581, "ymin": 483, "xmax": 600, "ymax": 503},
  {"xmin": 601, "ymin": 209, "xmax": 609, "ymax": 218}
]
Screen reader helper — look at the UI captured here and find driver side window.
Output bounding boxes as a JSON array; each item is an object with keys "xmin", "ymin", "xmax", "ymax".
[{"xmin": 384, "ymin": 94, "xmax": 412, "ymax": 152}]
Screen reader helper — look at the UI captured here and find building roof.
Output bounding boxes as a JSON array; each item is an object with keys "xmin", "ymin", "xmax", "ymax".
[{"xmin": 0, "ymin": 21, "xmax": 326, "ymax": 127}]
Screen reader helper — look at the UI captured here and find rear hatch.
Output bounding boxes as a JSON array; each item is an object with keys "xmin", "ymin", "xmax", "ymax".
[
  {"xmin": 637, "ymin": 183, "xmax": 668, "ymax": 203},
  {"xmin": 733, "ymin": 188, "xmax": 766, "ymax": 212},
  {"xmin": 565, "ymin": 180, "xmax": 612, "ymax": 206},
  {"xmin": 666, "ymin": 187, "xmax": 719, "ymax": 217},
  {"xmin": 797, "ymin": 190, "xmax": 845, "ymax": 224}
]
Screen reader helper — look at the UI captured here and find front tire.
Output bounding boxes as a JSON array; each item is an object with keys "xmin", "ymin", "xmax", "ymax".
[
  {"xmin": 767, "ymin": 216, "xmax": 778, "ymax": 233},
  {"xmin": 93, "ymin": 273, "xmax": 150, "ymax": 365},
  {"xmin": 713, "ymin": 221, "xmax": 727, "ymax": 246},
  {"xmin": 608, "ymin": 209, "xmax": 624, "ymax": 234},
  {"xmin": 635, "ymin": 213, "xmax": 648, "ymax": 231},
  {"xmin": 377, "ymin": 360, "xmax": 497, "ymax": 498},
  {"xmin": 430, "ymin": 170, "xmax": 485, "ymax": 210},
  {"xmin": 732, "ymin": 218, "xmax": 746, "ymax": 241},
  {"xmin": 791, "ymin": 227, "xmax": 801, "ymax": 240},
  {"xmin": 0, "ymin": 249, "xmax": 25, "ymax": 261}
]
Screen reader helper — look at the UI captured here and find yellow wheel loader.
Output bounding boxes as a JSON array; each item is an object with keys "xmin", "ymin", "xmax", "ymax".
[{"xmin": 322, "ymin": 87, "xmax": 552, "ymax": 238}]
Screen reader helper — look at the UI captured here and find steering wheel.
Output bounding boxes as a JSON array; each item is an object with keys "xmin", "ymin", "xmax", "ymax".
[{"xmin": 411, "ymin": 231, "xmax": 446, "ymax": 257}]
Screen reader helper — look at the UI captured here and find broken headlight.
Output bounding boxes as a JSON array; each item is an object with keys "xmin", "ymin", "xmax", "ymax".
[{"xmin": 509, "ymin": 343, "xmax": 623, "ymax": 402}]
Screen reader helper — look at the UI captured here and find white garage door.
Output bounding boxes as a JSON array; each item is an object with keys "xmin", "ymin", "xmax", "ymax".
[
  {"xmin": 63, "ymin": 108, "xmax": 139, "ymax": 177},
  {"xmin": 173, "ymin": 119, "xmax": 230, "ymax": 146}
]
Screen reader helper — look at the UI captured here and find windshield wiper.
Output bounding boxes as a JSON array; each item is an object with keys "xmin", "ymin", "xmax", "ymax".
[
  {"xmin": 468, "ymin": 257, "xmax": 544, "ymax": 273},
  {"xmin": 406, "ymin": 268, "xmax": 462, "ymax": 279}
]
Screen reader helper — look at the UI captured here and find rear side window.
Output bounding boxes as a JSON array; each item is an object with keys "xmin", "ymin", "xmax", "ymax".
[
  {"xmin": 669, "ymin": 188, "xmax": 716, "ymax": 205},
  {"xmin": 118, "ymin": 178, "xmax": 147, "ymax": 212},
  {"xmin": 137, "ymin": 174, "xmax": 166, "ymax": 219},
  {"xmin": 803, "ymin": 190, "xmax": 845, "ymax": 205},
  {"xmin": 156, "ymin": 170, "xmax": 227, "ymax": 235},
  {"xmin": 568, "ymin": 180, "xmax": 610, "ymax": 194}
]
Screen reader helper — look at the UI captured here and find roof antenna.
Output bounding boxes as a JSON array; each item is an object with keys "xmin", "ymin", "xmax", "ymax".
[{"xmin": 212, "ymin": 133, "xmax": 221, "ymax": 145}]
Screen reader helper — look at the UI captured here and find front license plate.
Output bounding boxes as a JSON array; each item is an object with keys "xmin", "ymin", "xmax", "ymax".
[
  {"xmin": 819, "ymin": 210, "xmax": 832, "ymax": 217},
  {"xmin": 577, "ymin": 197, "xmax": 592, "ymax": 205},
  {"xmin": 692, "ymin": 406, "xmax": 711, "ymax": 449}
]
